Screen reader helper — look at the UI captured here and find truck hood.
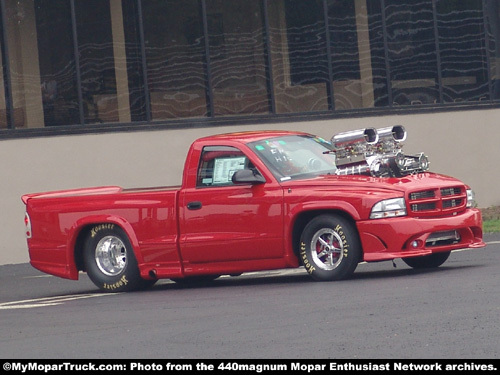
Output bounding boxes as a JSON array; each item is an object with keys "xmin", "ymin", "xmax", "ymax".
[{"xmin": 283, "ymin": 172, "xmax": 468, "ymax": 194}]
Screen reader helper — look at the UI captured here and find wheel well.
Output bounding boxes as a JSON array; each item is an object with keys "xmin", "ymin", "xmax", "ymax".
[
  {"xmin": 291, "ymin": 210, "xmax": 360, "ymax": 259},
  {"xmin": 74, "ymin": 225, "xmax": 93, "ymax": 272}
]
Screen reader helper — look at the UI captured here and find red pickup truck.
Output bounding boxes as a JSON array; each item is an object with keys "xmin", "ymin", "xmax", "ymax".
[{"xmin": 22, "ymin": 128, "xmax": 485, "ymax": 292}]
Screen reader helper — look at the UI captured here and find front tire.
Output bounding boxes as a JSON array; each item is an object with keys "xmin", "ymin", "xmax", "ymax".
[
  {"xmin": 402, "ymin": 251, "xmax": 451, "ymax": 269},
  {"xmin": 83, "ymin": 225, "xmax": 155, "ymax": 292},
  {"xmin": 299, "ymin": 214, "xmax": 361, "ymax": 281}
]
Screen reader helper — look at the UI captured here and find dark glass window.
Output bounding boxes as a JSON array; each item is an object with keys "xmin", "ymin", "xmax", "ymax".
[
  {"xmin": 366, "ymin": 0, "xmax": 389, "ymax": 107},
  {"xmin": 206, "ymin": 0, "xmax": 270, "ymax": 116},
  {"xmin": 121, "ymin": 0, "xmax": 148, "ymax": 122},
  {"xmin": 75, "ymin": 0, "xmax": 121, "ymax": 124},
  {"xmin": 142, "ymin": 0, "xmax": 208, "ymax": 120},
  {"xmin": 1, "ymin": 0, "xmax": 499, "ymax": 132},
  {"xmin": 325, "ymin": 0, "xmax": 389, "ymax": 109},
  {"xmin": 76, "ymin": 0, "xmax": 139, "ymax": 124},
  {"xmin": 0, "ymin": 10, "xmax": 6, "ymax": 129},
  {"xmin": 437, "ymin": 0, "xmax": 489, "ymax": 102},
  {"xmin": 385, "ymin": 0, "xmax": 439, "ymax": 106},
  {"xmin": 484, "ymin": 0, "xmax": 500, "ymax": 100},
  {"xmin": 285, "ymin": 0, "xmax": 328, "ymax": 86},
  {"xmin": 328, "ymin": 0, "xmax": 361, "ymax": 109},
  {"xmin": 268, "ymin": 0, "xmax": 329, "ymax": 113},
  {"xmin": 5, "ymin": 0, "xmax": 49, "ymax": 128},
  {"xmin": 35, "ymin": 0, "xmax": 79, "ymax": 126}
]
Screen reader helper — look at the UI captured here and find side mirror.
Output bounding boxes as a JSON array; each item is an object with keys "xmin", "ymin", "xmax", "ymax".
[{"xmin": 232, "ymin": 169, "xmax": 266, "ymax": 185}]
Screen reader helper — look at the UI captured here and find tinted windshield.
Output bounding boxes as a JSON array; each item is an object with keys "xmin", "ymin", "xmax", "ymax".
[{"xmin": 249, "ymin": 135, "xmax": 337, "ymax": 181}]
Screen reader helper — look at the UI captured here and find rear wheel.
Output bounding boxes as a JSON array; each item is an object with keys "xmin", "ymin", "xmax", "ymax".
[
  {"xmin": 299, "ymin": 214, "xmax": 361, "ymax": 281},
  {"xmin": 402, "ymin": 251, "xmax": 451, "ymax": 269},
  {"xmin": 83, "ymin": 225, "xmax": 155, "ymax": 292}
]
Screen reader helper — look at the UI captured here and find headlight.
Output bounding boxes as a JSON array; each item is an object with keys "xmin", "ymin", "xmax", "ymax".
[
  {"xmin": 466, "ymin": 189, "xmax": 476, "ymax": 208},
  {"xmin": 370, "ymin": 197, "xmax": 407, "ymax": 219}
]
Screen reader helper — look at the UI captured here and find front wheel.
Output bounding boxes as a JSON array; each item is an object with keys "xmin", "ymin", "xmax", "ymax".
[
  {"xmin": 402, "ymin": 251, "xmax": 451, "ymax": 269},
  {"xmin": 299, "ymin": 214, "xmax": 361, "ymax": 281},
  {"xmin": 83, "ymin": 225, "xmax": 156, "ymax": 292}
]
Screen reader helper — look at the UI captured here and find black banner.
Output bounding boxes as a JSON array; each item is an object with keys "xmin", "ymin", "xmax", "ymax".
[{"xmin": 2, "ymin": 360, "xmax": 499, "ymax": 374}]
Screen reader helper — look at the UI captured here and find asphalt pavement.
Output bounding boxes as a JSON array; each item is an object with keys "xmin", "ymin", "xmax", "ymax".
[{"xmin": 1, "ymin": 233, "xmax": 499, "ymax": 359}]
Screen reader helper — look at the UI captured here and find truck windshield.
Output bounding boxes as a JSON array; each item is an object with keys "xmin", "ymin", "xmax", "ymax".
[{"xmin": 249, "ymin": 135, "xmax": 337, "ymax": 181}]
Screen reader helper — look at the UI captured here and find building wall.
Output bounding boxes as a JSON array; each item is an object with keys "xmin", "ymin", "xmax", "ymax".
[{"xmin": 2, "ymin": 108, "xmax": 498, "ymax": 265}]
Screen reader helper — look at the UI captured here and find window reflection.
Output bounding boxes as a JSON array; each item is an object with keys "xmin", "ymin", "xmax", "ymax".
[
  {"xmin": 142, "ymin": 0, "xmax": 208, "ymax": 120},
  {"xmin": 268, "ymin": 0, "xmax": 329, "ymax": 113},
  {"xmin": 328, "ymin": 0, "xmax": 362, "ymax": 109},
  {"xmin": 121, "ymin": 0, "xmax": 148, "ymax": 122},
  {"xmin": 36, "ymin": 0, "xmax": 79, "ymax": 126},
  {"xmin": 0, "ymin": 13, "xmax": 5, "ymax": 129},
  {"xmin": 437, "ymin": 0, "xmax": 489, "ymax": 102},
  {"xmin": 5, "ymin": 0, "xmax": 43, "ymax": 128},
  {"xmin": 365, "ymin": 0, "xmax": 389, "ymax": 107},
  {"xmin": 385, "ymin": 0, "xmax": 439, "ymax": 106},
  {"xmin": 207, "ymin": 0, "xmax": 270, "ymax": 116},
  {"xmin": 485, "ymin": 0, "xmax": 500, "ymax": 100},
  {"xmin": 0, "ymin": 0, "xmax": 499, "ymax": 130},
  {"xmin": 75, "ymin": 0, "xmax": 121, "ymax": 124}
]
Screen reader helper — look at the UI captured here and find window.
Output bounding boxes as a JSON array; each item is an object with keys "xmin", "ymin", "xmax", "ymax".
[
  {"xmin": 75, "ymin": 0, "xmax": 121, "ymax": 124},
  {"xmin": 437, "ymin": 0, "xmax": 489, "ymax": 102},
  {"xmin": 206, "ymin": 0, "xmax": 270, "ymax": 116},
  {"xmin": 121, "ymin": 0, "xmax": 148, "ymax": 122},
  {"xmin": 5, "ymin": 0, "xmax": 47, "ymax": 128},
  {"xmin": 385, "ymin": 0, "xmax": 439, "ymax": 105},
  {"xmin": 485, "ymin": 0, "xmax": 500, "ymax": 100},
  {"xmin": 197, "ymin": 146, "xmax": 252, "ymax": 187},
  {"xmin": 268, "ymin": 0, "xmax": 329, "ymax": 113},
  {"xmin": 36, "ymin": 0, "xmax": 79, "ymax": 126},
  {"xmin": 0, "ymin": 12, "xmax": 6, "ymax": 129},
  {"xmin": 250, "ymin": 135, "xmax": 336, "ymax": 181},
  {"xmin": 142, "ymin": 0, "xmax": 208, "ymax": 120},
  {"xmin": 365, "ymin": 0, "xmax": 389, "ymax": 107},
  {"xmin": 328, "ymin": 0, "xmax": 362, "ymax": 109},
  {"xmin": 0, "ymin": 0, "xmax": 499, "ymax": 133}
]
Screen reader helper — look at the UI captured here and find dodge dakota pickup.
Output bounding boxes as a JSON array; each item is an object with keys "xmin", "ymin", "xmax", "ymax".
[{"xmin": 22, "ymin": 127, "xmax": 485, "ymax": 292}]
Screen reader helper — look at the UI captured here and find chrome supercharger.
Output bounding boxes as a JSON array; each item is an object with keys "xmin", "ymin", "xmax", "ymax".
[{"xmin": 332, "ymin": 125, "xmax": 429, "ymax": 177}]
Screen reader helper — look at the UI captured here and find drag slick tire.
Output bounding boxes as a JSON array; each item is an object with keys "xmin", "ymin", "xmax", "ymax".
[
  {"xmin": 83, "ymin": 225, "xmax": 155, "ymax": 292},
  {"xmin": 402, "ymin": 251, "xmax": 451, "ymax": 269},
  {"xmin": 299, "ymin": 214, "xmax": 361, "ymax": 281}
]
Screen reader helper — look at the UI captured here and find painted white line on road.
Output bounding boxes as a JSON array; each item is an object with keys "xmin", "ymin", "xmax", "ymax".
[
  {"xmin": 23, "ymin": 274, "xmax": 53, "ymax": 279},
  {"xmin": 0, "ymin": 293, "xmax": 118, "ymax": 310},
  {"xmin": 485, "ymin": 240, "xmax": 500, "ymax": 245}
]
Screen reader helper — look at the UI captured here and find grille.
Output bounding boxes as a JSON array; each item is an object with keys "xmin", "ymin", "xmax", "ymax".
[
  {"xmin": 411, "ymin": 202, "xmax": 437, "ymax": 211},
  {"xmin": 409, "ymin": 190, "xmax": 435, "ymax": 200},
  {"xmin": 408, "ymin": 185, "xmax": 466, "ymax": 216},
  {"xmin": 441, "ymin": 187, "xmax": 462, "ymax": 196},
  {"xmin": 442, "ymin": 199, "xmax": 463, "ymax": 209}
]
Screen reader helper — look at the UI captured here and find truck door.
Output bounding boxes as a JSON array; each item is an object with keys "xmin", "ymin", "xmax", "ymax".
[{"xmin": 178, "ymin": 145, "xmax": 284, "ymax": 263}]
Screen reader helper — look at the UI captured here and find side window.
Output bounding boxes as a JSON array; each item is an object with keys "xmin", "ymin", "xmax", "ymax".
[{"xmin": 197, "ymin": 146, "xmax": 250, "ymax": 187}]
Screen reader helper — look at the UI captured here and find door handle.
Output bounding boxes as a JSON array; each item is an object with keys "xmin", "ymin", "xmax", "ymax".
[{"xmin": 187, "ymin": 201, "xmax": 202, "ymax": 210}]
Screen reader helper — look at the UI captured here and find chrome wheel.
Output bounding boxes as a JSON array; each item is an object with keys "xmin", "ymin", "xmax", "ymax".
[
  {"xmin": 95, "ymin": 235, "xmax": 127, "ymax": 276},
  {"xmin": 310, "ymin": 228, "xmax": 343, "ymax": 270}
]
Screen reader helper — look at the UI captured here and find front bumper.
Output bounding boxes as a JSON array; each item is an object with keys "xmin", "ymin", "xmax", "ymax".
[{"xmin": 357, "ymin": 208, "xmax": 485, "ymax": 262}]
